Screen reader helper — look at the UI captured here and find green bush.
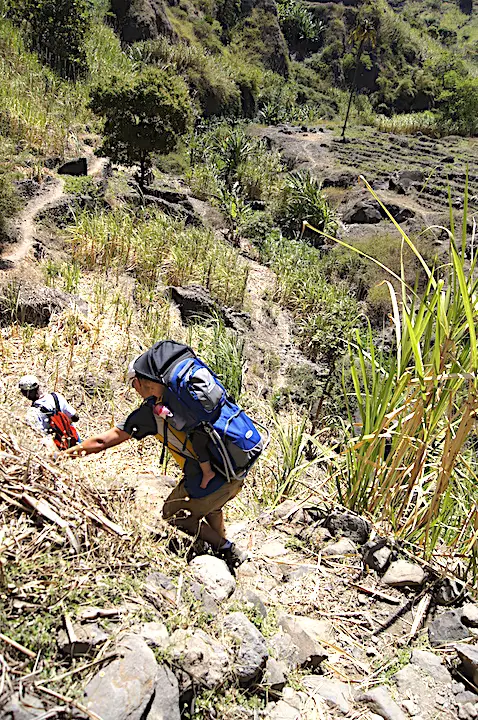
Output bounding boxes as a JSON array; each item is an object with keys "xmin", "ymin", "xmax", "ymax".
[
  {"xmin": 0, "ymin": 171, "xmax": 20, "ymax": 236},
  {"xmin": 438, "ymin": 72, "xmax": 478, "ymax": 136},
  {"xmin": 90, "ymin": 67, "xmax": 192, "ymax": 187},
  {"xmin": 277, "ymin": 0, "xmax": 324, "ymax": 48},
  {"xmin": 7, "ymin": 0, "xmax": 92, "ymax": 78},
  {"xmin": 274, "ymin": 171, "xmax": 337, "ymax": 241}
]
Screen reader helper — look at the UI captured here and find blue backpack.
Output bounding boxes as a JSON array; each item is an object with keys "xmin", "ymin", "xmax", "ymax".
[{"xmin": 134, "ymin": 342, "xmax": 268, "ymax": 480}]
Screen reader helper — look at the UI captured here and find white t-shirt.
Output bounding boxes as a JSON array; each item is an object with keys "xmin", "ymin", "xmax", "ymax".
[{"xmin": 26, "ymin": 392, "xmax": 77, "ymax": 434}]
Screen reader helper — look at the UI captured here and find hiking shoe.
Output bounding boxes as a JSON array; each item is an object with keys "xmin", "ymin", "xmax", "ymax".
[{"xmin": 216, "ymin": 543, "xmax": 248, "ymax": 573}]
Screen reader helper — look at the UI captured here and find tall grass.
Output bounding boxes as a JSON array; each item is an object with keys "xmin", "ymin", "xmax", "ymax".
[
  {"xmin": 310, "ymin": 178, "xmax": 478, "ymax": 586},
  {"xmin": 0, "ymin": 18, "xmax": 87, "ymax": 154},
  {"xmin": 190, "ymin": 318, "xmax": 245, "ymax": 401},
  {"xmin": 68, "ymin": 207, "xmax": 249, "ymax": 309}
]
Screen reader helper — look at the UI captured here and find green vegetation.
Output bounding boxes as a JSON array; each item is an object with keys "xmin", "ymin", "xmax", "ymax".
[
  {"xmin": 274, "ymin": 171, "xmax": 337, "ymax": 241},
  {"xmin": 7, "ymin": 0, "xmax": 92, "ymax": 78},
  {"xmin": 317, "ymin": 181, "xmax": 478, "ymax": 584},
  {"xmin": 90, "ymin": 68, "xmax": 192, "ymax": 188}
]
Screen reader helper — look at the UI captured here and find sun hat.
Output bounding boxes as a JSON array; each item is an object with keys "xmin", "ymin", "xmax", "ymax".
[{"xmin": 18, "ymin": 375, "xmax": 40, "ymax": 391}]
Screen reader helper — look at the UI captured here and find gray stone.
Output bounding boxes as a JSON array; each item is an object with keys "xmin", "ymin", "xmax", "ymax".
[
  {"xmin": 140, "ymin": 621, "xmax": 169, "ymax": 649},
  {"xmin": 434, "ymin": 577, "xmax": 466, "ymax": 606},
  {"xmin": 358, "ymin": 686, "xmax": 408, "ymax": 720},
  {"xmin": 263, "ymin": 657, "xmax": 287, "ymax": 692},
  {"xmin": 325, "ymin": 509, "xmax": 370, "ymax": 544},
  {"xmin": 0, "ymin": 283, "xmax": 88, "ymax": 328},
  {"xmin": 268, "ymin": 631, "xmax": 300, "ymax": 671},
  {"xmin": 278, "ymin": 614, "xmax": 333, "ymax": 669},
  {"xmin": 189, "ymin": 555, "xmax": 236, "ymax": 602},
  {"xmin": 455, "ymin": 643, "xmax": 478, "ymax": 685},
  {"xmin": 394, "ymin": 664, "xmax": 452, "ymax": 720},
  {"xmin": 460, "ymin": 703, "xmax": 478, "ymax": 720},
  {"xmin": 146, "ymin": 664, "xmax": 180, "ymax": 720},
  {"xmin": 402, "ymin": 699, "xmax": 420, "ymax": 716},
  {"xmin": 0, "ymin": 692, "xmax": 46, "ymax": 719},
  {"xmin": 302, "ymin": 675, "xmax": 351, "ymax": 713},
  {"xmin": 58, "ymin": 157, "xmax": 87, "ymax": 176},
  {"xmin": 462, "ymin": 604, "xmax": 478, "ymax": 628},
  {"xmin": 322, "ymin": 537, "xmax": 357, "ymax": 557},
  {"xmin": 411, "ymin": 649, "xmax": 452, "ymax": 684},
  {"xmin": 264, "ymin": 700, "xmax": 300, "ymax": 720},
  {"xmin": 167, "ymin": 285, "xmax": 244, "ymax": 330},
  {"xmin": 168, "ymin": 628, "xmax": 230, "ymax": 689},
  {"xmin": 428, "ymin": 610, "xmax": 469, "ymax": 647},
  {"xmin": 382, "ymin": 560, "xmax": 424, "ymax": 588},
  {"xmin": 58, "ymin": 622, "xmax": 109, "ymax": 658},
  {"xmin": 84, "ymin": 634, "xmax": 157, "ymax": 720},
  {"xmin": 343, "ymin": 200, "xmax": 382, "ymax": 224},
  {"xmin": 362, "ymin": 539, "xmax": 392, "ymax": 572},
  {"xmin": 188, "ymin": 581, "xmax": 219, "ymax": 616},
  {"xmin": 223, "ymin": 612, "xmax": 268, "ymax": 684},
  {"xmin": 456, "ymin": 691, "xmax": 478, "ymax": 705}
]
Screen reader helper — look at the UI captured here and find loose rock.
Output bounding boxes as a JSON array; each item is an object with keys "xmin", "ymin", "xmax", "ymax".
[
  {"xmin": 362, "ymin": 539, "xmax": 392, "ymax": 573},
  {"xmin": 146, "ymin": 664, "xmax": 180, "ymax": 720},
  {"xmin": 358, "ymin": 686, "xmax": 408, "ymax": 720},
  {"xmin": 0, "ymin": 284, "xmax": 87, "ymax": 327},
  {"xmin": 302, "ymin": 675, "xmax": 351, "ymax": 714},
  {"xmin": 462, "ymin": 604, "xmax": 478, "ymax": 628},
  {"xmin": 410, "ymin": 649, "xmax": 452, "ymax": 684},
  {"xmin": 428, "ymin": 609, "xmax": 469, "ymax": 647},
  {"xmin": 168, "ymin": 628, "xmax": 230, "ymax": 689},
  {"xmin": 0, "ymin": 692, "xmax": 46, "ymax": 719},
  {"xmin": 325, "ymin": 509, "xmax": 370, "ymax": 544},
  {"xmin": 58, "ymin": 622, "xmax": 108, "ymax": 658},
  {"xmin": 268, "ymin": 631, "xmax": 300, "ymax": 671},
  {"xmin": 140, "ymin": 621, "xmax": 169, "ymax": 649},
  {"xmin": 278, "ymin": 614, "xmax": 333, "ymax": 669},
  {"xmin": 223, "ymin": 612, "xmax": 268, "ymax": 684},
  {"xmin": 263, "ymin": 657, "xmax": 287, "ymax": 693},
  {"xmin": 382, "ymin": 560, "xmax": 424, "ymax": 588},
  {"xmin": 84, "ymin": 634, "xmax": 157, "ymax": 720},
  {"xmin": 189, "ymin": 555, "xmax": 236, "ymax": 602},
  {"xmin": 455, "ymin": 643, "xmax": 478, "ymax": 686},
  {"xmin": 322, "ymin": 537, "xmax": 357, "ymax": 556}
]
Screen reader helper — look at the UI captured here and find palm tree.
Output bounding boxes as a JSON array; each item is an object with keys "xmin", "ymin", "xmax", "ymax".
[{"xmin": 341, "ymin": 17, "xmax": 377, "ymax": 140}]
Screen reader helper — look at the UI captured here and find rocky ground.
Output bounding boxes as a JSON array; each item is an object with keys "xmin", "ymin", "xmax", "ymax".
[{"xmin": 2, "ymin": 127, "xmax": 478, "ymax": 720}]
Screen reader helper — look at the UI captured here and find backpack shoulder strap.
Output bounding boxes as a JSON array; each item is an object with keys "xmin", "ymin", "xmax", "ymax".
[{"xmin": 51, "ymin": 392, "xmax": 61, "ymax": 413}]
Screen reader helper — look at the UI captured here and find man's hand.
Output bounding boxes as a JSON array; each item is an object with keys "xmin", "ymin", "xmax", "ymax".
[{"xmin": 63, "ymin": 428, "xmax": 131, "ymax": 457}]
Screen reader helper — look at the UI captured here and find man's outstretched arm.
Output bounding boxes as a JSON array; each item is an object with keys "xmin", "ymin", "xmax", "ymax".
[{"xmin": 64, "ymin": 427, "xmax": 130, "ymax": 457}]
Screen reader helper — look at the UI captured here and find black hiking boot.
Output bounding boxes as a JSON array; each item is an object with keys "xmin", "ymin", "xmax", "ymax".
[{"xmin": 216, "ymin": 543, "xmax": 248, "ymax": 574}]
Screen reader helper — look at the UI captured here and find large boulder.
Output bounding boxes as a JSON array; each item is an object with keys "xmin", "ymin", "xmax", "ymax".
[
  {"xmin": 223, "ymin": 612, "xmax": 269, "ymax": 684},
  {"xmin": 0, "ymin": 284, "xmax": 87, "ymax": 327},
  {"xmin": 167, "ymin": 284, "xmax": 250, "ymax": 331},
  {"xmin": 83, "ymin": 634, "xmax": 158, "ymax": 720},
  {"xmin": 110, "ymin": 0, "xmax": 176, "ymax": 43}
]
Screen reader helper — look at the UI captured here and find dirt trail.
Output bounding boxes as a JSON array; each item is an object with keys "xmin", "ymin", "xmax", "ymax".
[{"xmin": 1, "ymin": 154, "xmax": 107, "ymax": 269}]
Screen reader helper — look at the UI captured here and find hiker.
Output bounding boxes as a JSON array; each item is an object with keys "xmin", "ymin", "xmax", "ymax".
[
  {"xmin": 18, "ymin": 375, "xmax": 80, "ymax": 449},
  {"xmin": 64, "ymin": 341, "xmax": 265, "ymax": 570}
]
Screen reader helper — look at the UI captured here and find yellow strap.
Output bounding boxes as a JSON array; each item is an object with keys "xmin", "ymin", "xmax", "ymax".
[{"xmin": 155, "ymin": 422, "xmax": 197, "ymax": 471}]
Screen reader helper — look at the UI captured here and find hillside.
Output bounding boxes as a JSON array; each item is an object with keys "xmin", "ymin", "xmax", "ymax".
[{"xmin": 1, "ymin": 0, "xmax": 478, "ymax": 719}]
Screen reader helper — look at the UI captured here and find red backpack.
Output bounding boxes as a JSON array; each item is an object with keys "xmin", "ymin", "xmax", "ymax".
[{"xmin": 35, "ymin": 392, "xmax": 79, "ymax": 450}]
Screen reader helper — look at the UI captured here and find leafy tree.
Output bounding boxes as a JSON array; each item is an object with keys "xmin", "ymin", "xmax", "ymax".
[
  {"xmin": 7, "ymin": 0, "xmax": 92, "ymax": 78},
  {"xmin": 90, "ymin": 68, "xmax": 192, "ymax": 188},
  {"xmin": 438, "ymin": 72, "xmax": 478, "ymax": 136},
  {"xmin": 341, "ymin": 16, "xmax": 377, "ymax": 139}
]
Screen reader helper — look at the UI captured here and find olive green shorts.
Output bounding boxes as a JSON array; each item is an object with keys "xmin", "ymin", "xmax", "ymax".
[{"xmin": 162, "ymin": 476, "xmax": 243, "ymax": 536}]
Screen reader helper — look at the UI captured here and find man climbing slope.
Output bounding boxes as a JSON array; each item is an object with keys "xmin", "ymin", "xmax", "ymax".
[
  {"xmin": 19, "ymin": 375, "xmax": 80, "ymax": 449},
  {"xmin": 64, "ymin": 341, "xmax": 262, "ymax": 572}
]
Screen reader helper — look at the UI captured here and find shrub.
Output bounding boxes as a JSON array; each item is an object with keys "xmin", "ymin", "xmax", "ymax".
[
  {"xmin": 277, "ymin": 0, "xmax": 324, "ymax": 48},
  {"xmin": 90, "ymin": 67, "xmax": 192, "ymax": 188},
  {"xmin": 438, "ymin": 72, "xmax": 478, "ymax": 136},
  {"xmin": 0, "ymin": 171, "xmax": 20, "ymax": 237},
  {"xmin": 7, "ymin": 0, "xmax": 92, "ymax": 78},
  {"xmin": 274, "ymin": 171, "xmax": 337, "ymax": 241}
]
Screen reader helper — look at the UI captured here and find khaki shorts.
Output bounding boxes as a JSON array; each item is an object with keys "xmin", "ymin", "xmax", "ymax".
[{"xmin": 162, "ymin": 476, "xmax": 243, "ymax": 537}]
